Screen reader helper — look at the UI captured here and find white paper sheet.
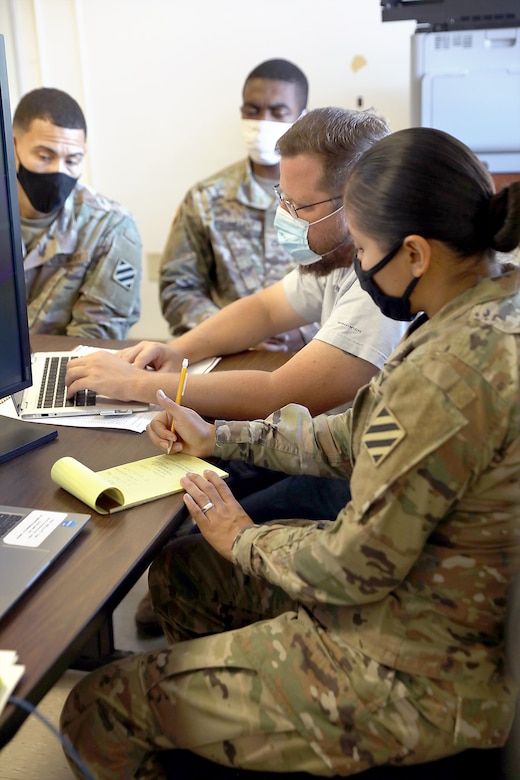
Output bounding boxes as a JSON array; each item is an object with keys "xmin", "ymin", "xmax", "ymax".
[{"xmin": 0, "ymin": 650, "xmax": 25, "ymax": 716}]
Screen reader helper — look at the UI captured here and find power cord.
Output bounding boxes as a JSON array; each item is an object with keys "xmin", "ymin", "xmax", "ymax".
[{"xmin": 7, "ymin": 695, "xmax": 95, "ymax": 780}]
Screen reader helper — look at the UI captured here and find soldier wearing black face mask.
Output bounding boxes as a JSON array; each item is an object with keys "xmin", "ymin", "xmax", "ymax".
[
  {"xmin": 16, "ymin": 162, "xmax": 78, "ymax": 214},
  {"xmin": 12, "ymin": 87, "xmax": 142, "ymax": 339}
]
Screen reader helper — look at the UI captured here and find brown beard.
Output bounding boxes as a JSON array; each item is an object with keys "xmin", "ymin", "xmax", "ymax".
[{"xmin": 299, "ymin": 235, "xmax": 356, "ymax": 277}]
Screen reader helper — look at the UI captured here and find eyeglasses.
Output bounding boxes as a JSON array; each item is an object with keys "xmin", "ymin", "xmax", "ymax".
[{"xmin": 274, "ymin": 184, "xmax": 342, "ymax": 220}]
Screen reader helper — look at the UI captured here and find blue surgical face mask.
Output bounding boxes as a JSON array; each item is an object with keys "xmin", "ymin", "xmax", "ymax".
[
  {"xmin": 274, "ymin": 204, "xmax": 344, "ymax": 266},
  {"xmin": 354, "ymin": 241, "xmax": 420, "ymax": 321}
]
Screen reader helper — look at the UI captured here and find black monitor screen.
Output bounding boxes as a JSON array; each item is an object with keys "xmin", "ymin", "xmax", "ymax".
[
  {"xmin": 0, "ymin": 35, "xmax": 56, "ymax": 463},
  {"xmin": 381, "ymin": 0, "xmax": 519, "ymax": 30},
  {"xmin": 0, "ymin": 35, "xmax": 32, "ymax": 399}
]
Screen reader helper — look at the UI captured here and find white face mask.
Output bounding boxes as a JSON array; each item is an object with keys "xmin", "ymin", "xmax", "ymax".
[
  {"xmin": 273, "ymin": 204, "xmax": 344, "ymax": 265},
  {"xmin": 241, "ymin": 119, "xmax": 292, "ymax": 167}
]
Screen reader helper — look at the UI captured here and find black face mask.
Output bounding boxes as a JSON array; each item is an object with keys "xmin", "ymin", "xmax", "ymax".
[
  {"xmin": 17, "ymin": 163, "xmax": 77, "ymax": 214},
  {"xmin": 354, "ymin": 241, "xmax": 420, "ymax": 322}
]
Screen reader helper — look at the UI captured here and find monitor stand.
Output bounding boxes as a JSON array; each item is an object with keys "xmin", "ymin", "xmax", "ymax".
[{"xmin": 0, "ymin": 415, "xmax": 58, "ymax": 464}]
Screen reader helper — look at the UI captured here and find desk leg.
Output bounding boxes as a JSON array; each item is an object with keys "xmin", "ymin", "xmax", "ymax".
[{"xmin": 72, "ymin": 615, "xmax": 132, "ymax": 671}]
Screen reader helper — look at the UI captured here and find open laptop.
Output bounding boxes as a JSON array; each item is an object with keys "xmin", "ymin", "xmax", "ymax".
[
  {"xmin": 0, "ymin": 505, "xmax": 90, "ymax": 621},
  {"xmin": 15, "ymin": 351, "xmax": 149, "ymax": 419}
]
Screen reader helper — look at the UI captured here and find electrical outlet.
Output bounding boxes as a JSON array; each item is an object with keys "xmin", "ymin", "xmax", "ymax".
[{"xmin": 146, "ymin": 252, "xmax": 162, "ymax": 282}]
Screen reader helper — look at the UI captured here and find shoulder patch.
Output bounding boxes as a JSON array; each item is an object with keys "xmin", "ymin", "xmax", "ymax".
[
  {"xmin": 362, "ymin": 405, "xmax": 406, "ymax": 466},
  {"xmin": 112, "ymin": 258, "xmax": 137, "ymax": 291}
]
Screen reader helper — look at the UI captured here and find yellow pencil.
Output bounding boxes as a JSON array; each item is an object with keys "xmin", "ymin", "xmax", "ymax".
[{"xmin": 167, "ymin": 358, "xmax": 188, "ymax": 455}]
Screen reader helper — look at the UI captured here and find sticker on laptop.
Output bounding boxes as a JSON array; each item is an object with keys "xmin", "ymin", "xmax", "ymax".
[{"xmin": 4, "ymin": 511, "xmax": 68, "ymax": 547}]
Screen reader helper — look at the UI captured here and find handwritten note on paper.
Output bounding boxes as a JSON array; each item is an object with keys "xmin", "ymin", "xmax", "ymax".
[{"xmin": 51, "ymin": 454, "xmax": 228, "ymax": 514}]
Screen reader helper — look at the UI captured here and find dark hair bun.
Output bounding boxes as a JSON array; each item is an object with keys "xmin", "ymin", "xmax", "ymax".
[{"xmin": 488, "ymin": 183, "xmax": 520, "ymax": 253}]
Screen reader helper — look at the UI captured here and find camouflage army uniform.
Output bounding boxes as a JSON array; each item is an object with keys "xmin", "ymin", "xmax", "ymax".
[
  {"xmin": 159, "ymin": 159, "xmax": 296, "ymax": 336},
  {"xmin": 22, "ymin": 181, "xmax": 142, "ymax": 339},
  {"xmin": 60, "ymin": 268, "xmax": 520, "ymax": 779}
]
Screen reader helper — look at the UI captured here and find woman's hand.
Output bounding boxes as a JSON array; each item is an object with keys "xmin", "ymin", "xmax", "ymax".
[
  {"xmin": 180, "ymin": 470, "xmax": 255, "ymax": 560},
  {"xmin": 147, "ymin": 389, "xmax": 215, "ymax": 457}
]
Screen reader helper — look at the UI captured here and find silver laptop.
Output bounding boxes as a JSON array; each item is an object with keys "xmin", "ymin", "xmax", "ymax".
[
  {"xmin": 0, "ymin": 505, "xmax": 90, "ymax": 620},
  {"xmin": 16, "ymin": 351, "xmax": 149, "ymax": 419}
]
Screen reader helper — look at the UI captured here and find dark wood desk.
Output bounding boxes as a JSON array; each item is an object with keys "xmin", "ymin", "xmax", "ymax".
[
  {"xmin": 0, "ymin": 334, "xmax": 289, "ymax": 746},
  {"xmin": 492, "ymin": 173, "xmax": 520, "ymax": 190}
]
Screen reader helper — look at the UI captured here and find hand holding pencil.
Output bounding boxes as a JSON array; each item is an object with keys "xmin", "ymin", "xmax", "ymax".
[
  {"xmin": 149, "ymin": 386, "xmax": 215, "ymax": 459},
  {"xmin": 167, "ymin": 358, "xmax": 188, "ymax": 455}
]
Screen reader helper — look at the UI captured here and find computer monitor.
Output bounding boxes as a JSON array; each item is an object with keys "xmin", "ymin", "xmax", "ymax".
[{"xmin": 0, "ymin": 34, "xmax": 57, "ymax": 462}]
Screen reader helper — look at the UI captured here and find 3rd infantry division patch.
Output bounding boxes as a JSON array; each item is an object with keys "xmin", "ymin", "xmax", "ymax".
[
  {"xmin": 112, "ymin": 258, "xmax": 137, "ymax": 291},
  {"xmin": 363, "ymin": 405, "xmax": 405, "ymax": 466}
]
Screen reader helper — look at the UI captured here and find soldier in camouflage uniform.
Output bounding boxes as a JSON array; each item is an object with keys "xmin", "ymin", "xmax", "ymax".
[
  {"xmin": 65, "ymin": 107, "xmax": 404, "ymax": 639},
  {"xmin": 60, "ymin": 129, "xmax": 520, "ymax": 779},
  {"xmin": 160, "ymin": 59, "xmax": 311, "ymax": 343},
  {"xmin": 13, "ymin": 87, "xmax": 142, "ymax": 339}
]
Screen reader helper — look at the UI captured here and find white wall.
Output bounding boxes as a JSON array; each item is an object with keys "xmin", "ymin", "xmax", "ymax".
[{"xmin": 0, "ymin": 0, "xmax": 415, "ymax": 340}]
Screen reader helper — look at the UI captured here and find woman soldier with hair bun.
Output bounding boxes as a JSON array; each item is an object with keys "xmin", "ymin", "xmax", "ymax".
[{"xmin": 61, "ymin": 128, "xmax": 520, "ymax": 779}]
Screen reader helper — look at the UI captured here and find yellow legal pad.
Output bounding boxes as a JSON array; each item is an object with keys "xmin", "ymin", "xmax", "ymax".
[{"xmin": 51, "ymin": 454, "xmax": 228, "ymax": 514}]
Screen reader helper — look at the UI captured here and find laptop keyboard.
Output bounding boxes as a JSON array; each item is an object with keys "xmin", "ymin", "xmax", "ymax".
[
  {"xmin": 37, "ymin": 356, "xmax": 97, "ymax": 409},
  {"xmin": 0, "ymin": 512, "xmax": 23, "ymax": 537}
]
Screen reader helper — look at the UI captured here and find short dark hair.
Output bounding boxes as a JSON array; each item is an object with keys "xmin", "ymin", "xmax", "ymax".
[
  {"xmin": 13, "ymin": 87, "xmax": 87, "ymax": 138},
  {"xmin": 344, "ymin": 126, "xmax": 520, "ymax": 258},
  {"xmin": 277, "ymin": 106, "xmax": 390, "ymax": 194},
  {"xmin": 244, "ymin": 59, "xmax": 308, "ymax": 110}
]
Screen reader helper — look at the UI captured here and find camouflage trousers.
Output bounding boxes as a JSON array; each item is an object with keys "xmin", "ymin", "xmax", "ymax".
[{"xmin": 60, "ymin": 535, "xmax": 467, "ymax": 779}]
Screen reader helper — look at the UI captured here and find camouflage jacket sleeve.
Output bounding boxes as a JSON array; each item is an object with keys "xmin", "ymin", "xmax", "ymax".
[
  {"xmin": 159, "ymin": 160, "xmax": 295, "ymax": 337},
  {"xmin": 66, "ymin": 209, "xmax": 142, "ymax": 339},
  {"xmin": 214, "ymin": 403, "xmax": 354, "ymax": 480},
  {"xmin": 23, "ymin": 185, "xmax": 142, "ymax": 339},
  {"xmin": 159, "ymin": 189, "xmax": 221, "ymax": 335}
]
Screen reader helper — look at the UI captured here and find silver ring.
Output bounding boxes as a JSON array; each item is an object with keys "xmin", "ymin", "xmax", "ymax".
[{"xmin": 200, "ymin": 501, "xmax": 215, "ymax": 514}]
